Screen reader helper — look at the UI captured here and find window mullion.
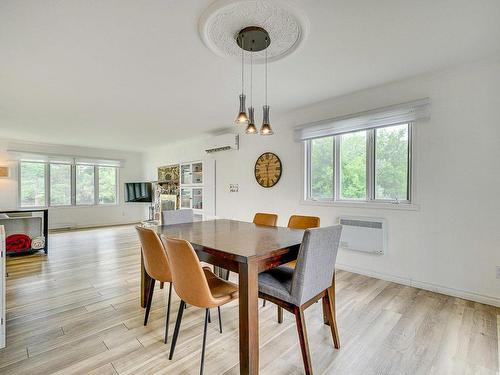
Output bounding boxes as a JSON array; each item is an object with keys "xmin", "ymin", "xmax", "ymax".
[
  {"xmin": 407, "ymin": 123, "xmax": 413, "ymax": 202},
  {"xmin": 45, "ymin": 163, "xmax": 50, "ymax": 208},
  {"xmin": 366, "ymin": 129, "xmax": 375, "ymax": 200},
  {"xmin": 94, "ymin": 165, "xmax": 99, "ymax": 205},
  {"xmin": 303, "ymin": 140, "xmax": 312, "ymax": 199},
  {"xmin": 71, "ymin": 164, "xmax": 76, "ymax": 206},
  {"xmin": 334, "ymin": 135, "xmax": 341, "ymax": 201}
]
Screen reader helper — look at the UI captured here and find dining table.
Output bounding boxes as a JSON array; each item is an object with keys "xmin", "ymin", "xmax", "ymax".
[{"xmin": 139, "ymin": 219, "xmax": 305, "ymax": 374}]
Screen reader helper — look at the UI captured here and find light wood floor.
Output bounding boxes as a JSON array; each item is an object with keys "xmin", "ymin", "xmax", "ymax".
[{"xmin": 0, "ymin": 225, "xmax": 498, "ymax": 375}]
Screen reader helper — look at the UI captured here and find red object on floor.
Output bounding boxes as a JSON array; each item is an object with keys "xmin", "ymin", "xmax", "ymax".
[{"xmin": 6, "ymin": 233, "xmax": 32, "ymax": 253}]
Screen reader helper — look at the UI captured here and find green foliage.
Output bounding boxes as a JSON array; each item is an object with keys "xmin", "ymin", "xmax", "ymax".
[
  {"xmin": 98, "ymin": 167, "xmax": 117, "ymax": 204},
  {"xmin": 20, "ymin": 162, "xmax": 45, "ymax": 207},
  {"xmin": 340, "ymin": 132, "xmax": 367, "ymax": 199},
  {"xmin": 375, "ymin": 125, "xmax": 408, "ymax": 200},
  {"xmin": 310, "ymin": 137, "xmax": 334, "ymax": 199},
  {"xmin": 50, "ymin": 164, "xmax": 71, "ymax": 206},
  {"xmin": 76, "ymin": 165, "xmax": 95, "ymax": 204}
]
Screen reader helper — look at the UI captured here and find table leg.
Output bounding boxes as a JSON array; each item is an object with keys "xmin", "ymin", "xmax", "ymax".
[
  {"xmin": 140, "ymin": 249, "xmax": 151, "ymax": 308},
  {"xmin": 238, "ymin": 261, "xmax": 259, "ymax": 375}
]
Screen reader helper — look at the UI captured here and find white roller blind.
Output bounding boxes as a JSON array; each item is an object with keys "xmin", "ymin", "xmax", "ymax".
[
  {"xmin": 7, "ymin": 150, "xmax": 123, "ymax": 167},
  {"xmin": 294, "ymin": 98, "xmax": 430, "ymax": 142}
]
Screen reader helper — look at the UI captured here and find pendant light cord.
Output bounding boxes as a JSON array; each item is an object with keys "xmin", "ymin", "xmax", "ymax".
[
  {"xmin": 241, "ymin": 47, "xmax": 244, "ymax": 95},
  {"xmin": 250, "ymin": 51, "xmax": 253, "ymax": 107},
  {"xmin": 265, "ymin": 37, "xmax": 268, "ymax": 105}
]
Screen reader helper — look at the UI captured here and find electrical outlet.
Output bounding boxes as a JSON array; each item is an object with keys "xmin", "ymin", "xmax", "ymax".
[{"xmin": 496, "ymin": 266, "xmax": 500, "ymax": 279}]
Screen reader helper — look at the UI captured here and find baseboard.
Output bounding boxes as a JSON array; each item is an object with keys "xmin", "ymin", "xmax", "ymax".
[
  {"xmin": 336, "ymin": 262, "xmax": 500, "ymax": 308},
  {"xmin": 50, "ymin": 221, "xmax": 140, "ymax": 232}
]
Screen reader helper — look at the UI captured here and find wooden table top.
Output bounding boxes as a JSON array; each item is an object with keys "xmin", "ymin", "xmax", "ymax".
[{"xmin": 155, "ymin": 219, "xmax": 304, "ymax": 263}]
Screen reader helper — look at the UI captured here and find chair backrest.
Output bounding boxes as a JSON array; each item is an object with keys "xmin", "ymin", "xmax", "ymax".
[
  {"xmin": 162, "ymin": 209, "xmax": 194, "ymax": 226},
  {"xmin": 161, "ymin": 236, "xmax": 215, "ymax": 308},
  {"xmin": 253, "ymin": 212, "xmax": 278, "ymax": 227},
  {"xmin": 136, "ymin": 226, "xmax": 172, "ymax": 282},
  {"xmin": 287, "ymin": 215, "xmax": 320, "ymax": 230},
  {"xmin": 290, "ymin": 225, "xmax": 342, "ymax": 306}
]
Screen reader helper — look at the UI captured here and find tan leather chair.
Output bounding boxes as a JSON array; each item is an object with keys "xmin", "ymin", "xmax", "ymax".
[
  {"xmin": 253, "ymin": 212, "xmax": 278, "ymax": 226},
  {"xmin": 288, "ymin": 215, "xmax": 321, "ymax": 230},
  {"xmin": 136, "ymin": 226, "xmax": 173, "ymax": 344},
  {"xmin": 162, "ymin": 235, "xmax": 238, "ymax": 375}
]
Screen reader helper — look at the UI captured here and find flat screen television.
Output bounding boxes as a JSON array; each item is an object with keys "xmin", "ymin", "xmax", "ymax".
[{"xmin": 125, "ymin": 182, "xmax": 153, "ymax": 203}]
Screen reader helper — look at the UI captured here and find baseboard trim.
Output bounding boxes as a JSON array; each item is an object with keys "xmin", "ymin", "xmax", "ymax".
[
  {"xmin": 50, "ymin": 221, "xmax": 140, "ymax": 232},
  {"xmin": 336, "ymin": 262, "xmax": 500, "ymax": 308}
]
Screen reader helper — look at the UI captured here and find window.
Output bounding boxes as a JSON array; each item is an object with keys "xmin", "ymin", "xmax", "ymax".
[
  {"xmin": 50, "ymin": 164, "xmax": 72, "ymax": 206},
  {"xmin": 98, "ymin": 166, "xmax": 117, "ymax": 204},
  {"xmin": 75, "ymin": 165, "xmax": 95, "ymax": 205},
  {"xmin": 375, "ymin": 124, "xmax": 409, "ymax": 201},
  {"xmin": 19, "ymin": 160, "xmax": 118, "ymax": 207},
  {"xmin": 340, "ymin": 130, "xmax": 367, "ymax": 200},
  {"xmin": 306, "ymin": 123, "xmax": 412, "ymax": 204},
  {"xmin": 309, "ymin": 137, "xmax": 334, "ymax": 200},
  {"xmin": 20, "ymin": 162, "xmax": 46, "ymax": 207}
]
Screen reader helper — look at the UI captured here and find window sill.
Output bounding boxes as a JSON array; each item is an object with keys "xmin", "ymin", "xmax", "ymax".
[{"xmin": 300, "ymin": 199, "xmax": 420, "ymax": 211}]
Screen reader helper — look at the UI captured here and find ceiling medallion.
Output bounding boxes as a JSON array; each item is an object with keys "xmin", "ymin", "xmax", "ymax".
[{"xmin": 198, "ymin": 0, "xmax": 309, "ymax": 64}]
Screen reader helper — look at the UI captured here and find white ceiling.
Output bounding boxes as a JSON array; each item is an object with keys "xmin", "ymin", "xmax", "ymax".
[{"xmin": 1, "ymin": 0, "xmax": 500, "ymax": 151}]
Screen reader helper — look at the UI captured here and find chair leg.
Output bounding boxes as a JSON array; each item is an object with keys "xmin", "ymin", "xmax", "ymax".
[
  {"xmin": 324, "ymin": 286, "xmax": 340, "ymax": 349},
  {"xmin": 217, "ymin": 306, "xmax": 222, "ymax": 333},
  {"xmin": 200, "ymin": 308, "xmax": 209, "ymax": 375},
  {"xmin": 144, "ymin": 278, "xmax": 156, "ymax": 326},
  {"xmin": 277, "ymin": 306, "xmax": 283, "ymax": 324},
  {"xmin": 164, "ymin": 282, "xmax": 173, "ymax": 344},
  {"xmin": 169, "ymin": 300, "xmax": 185, "ymax": 360},
  {"xmin": 208, "ymin": 309, "xmax": 211, "ymax": 323},
  {"xmin": 294, "ymin": 306, "xmax": 313, "ymax": 375}
]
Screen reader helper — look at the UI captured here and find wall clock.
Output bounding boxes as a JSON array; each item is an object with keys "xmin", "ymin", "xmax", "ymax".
[{"xmin": 254, "ymin": 152, "xmax": 282, "ymax": 188}]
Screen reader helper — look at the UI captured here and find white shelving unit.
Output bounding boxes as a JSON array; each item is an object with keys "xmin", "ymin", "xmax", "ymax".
[{"xmin": 179, "ymin": 159, "xmax": 215, "ymax": 218}]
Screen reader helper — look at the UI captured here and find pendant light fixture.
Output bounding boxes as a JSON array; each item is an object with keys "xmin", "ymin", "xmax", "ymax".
[
  {"xmin": 235, "ymin": 47, "xmax": 248, "ymax": 124},
  {"xmin": 236, "ymin": 26, "xmax": 273, "ymax": 135},
  {"xmin": 245, "ymin": 49, "xmax": 257, "ymax": 134},
  {"xmin": 260, "ymin": 36, "xmax": 273, "ymax": 135}
]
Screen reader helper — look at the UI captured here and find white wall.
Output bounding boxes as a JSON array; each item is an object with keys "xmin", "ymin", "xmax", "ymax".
[
  {"xmin": 0, "ymin": 139, "xmax": 149, "ymax": 228},
  {"xmin": 144, "ymin": 57, "xmax": 500, "ymax": 307}
]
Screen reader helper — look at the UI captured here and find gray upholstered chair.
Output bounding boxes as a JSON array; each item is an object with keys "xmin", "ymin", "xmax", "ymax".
[
  {"xmin": 162, "ymin": 209, "xmax": 194, "ymax": 225},
  {"xmin": 258, "ymin": 225, "xmax": 343, "ymax": 375}
]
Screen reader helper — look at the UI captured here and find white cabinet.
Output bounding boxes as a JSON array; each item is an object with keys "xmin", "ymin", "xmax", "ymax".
[
  {"xmin": 179, "ymin": 160, "xmax": 215, "ymax": 218},
  {"xmin": 180, "ymin": 187, "xmax": 203, "ymax": 210}
]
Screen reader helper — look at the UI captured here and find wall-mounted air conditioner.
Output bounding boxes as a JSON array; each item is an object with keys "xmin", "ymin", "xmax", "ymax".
[
  {"xmin": 338, "ymin": 216, "xmax": 387, "ymax": 255},
  {"xmin": 205, "ymin": 134, "xmax": 239, "ymax": 153}
]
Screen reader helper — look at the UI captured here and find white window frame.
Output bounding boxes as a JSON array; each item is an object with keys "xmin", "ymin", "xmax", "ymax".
[
  {"xmin": 303, "ymin": 122, "xmax": 416, "ymax": 210},
  {"xmin": 18, "ymin": 161, "xmax": 119, "ymax": 209}
]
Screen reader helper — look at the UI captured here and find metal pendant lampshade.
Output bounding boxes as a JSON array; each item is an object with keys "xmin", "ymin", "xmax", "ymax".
[
  {"xmin": 245, "ymin": 107, "xmax": 257, "ymax": 134},
  {"xmin": 260, "ymin": 105, "xmax": 273, "ymax": 135},
  {"xmin": 235, "ymin": 94, "xmax": 249, "ymax": 124}
]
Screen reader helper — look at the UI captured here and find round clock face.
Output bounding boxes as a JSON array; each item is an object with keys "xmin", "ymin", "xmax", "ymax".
[{"xmin": 254, "ymin": 152, "xmax": 282, "ymax": 188}]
